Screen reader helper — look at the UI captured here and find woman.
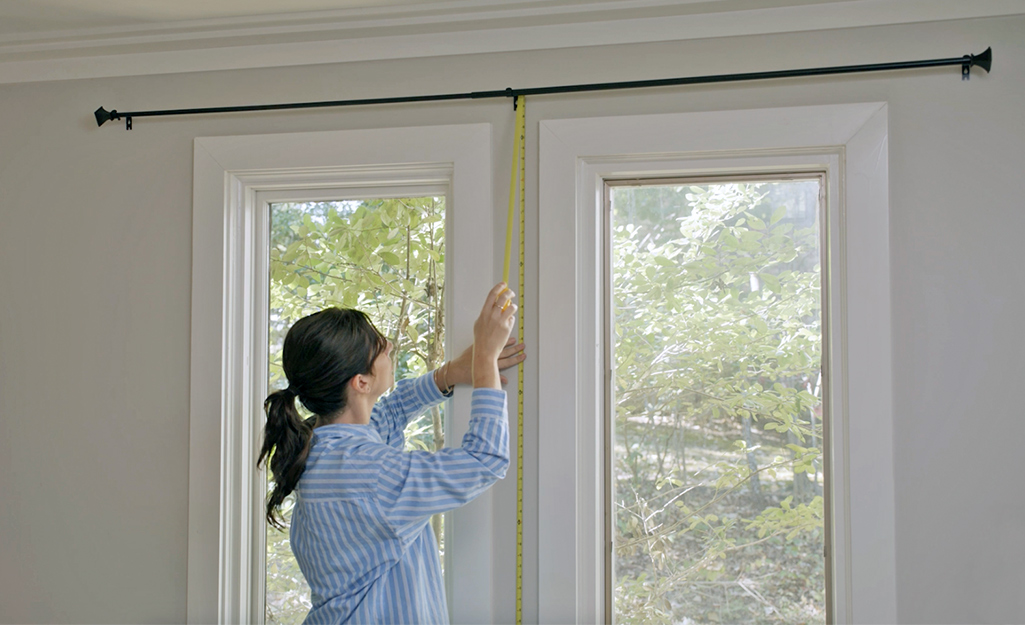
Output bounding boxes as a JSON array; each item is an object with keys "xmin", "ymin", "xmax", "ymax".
[{"xmin": 259, "ymin": 282, "xmax": 523, "ymax": 624}]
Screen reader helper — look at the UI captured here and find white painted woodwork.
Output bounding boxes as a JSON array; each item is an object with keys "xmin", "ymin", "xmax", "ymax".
[
  {"xmin": 189, "ymin": 124, "xmax": 494, "ymax": 624},
  {"xmin": 537, "ymin": 103, "xmax": 894, "ymax": 624}
]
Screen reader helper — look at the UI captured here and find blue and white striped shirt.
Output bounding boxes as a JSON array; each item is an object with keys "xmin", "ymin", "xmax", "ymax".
[{"xmin": 291, "ymin": 372, "xmax": 509, "ymax": 624}]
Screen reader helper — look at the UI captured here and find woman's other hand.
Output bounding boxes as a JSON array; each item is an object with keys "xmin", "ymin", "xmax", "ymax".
[
  {"xmin": 447, "ymin": 337, "xmax": 526, "ymax": 387},
  {"xmin": 496, "ymin": 338, "xmax": 526, "ymax": 384}
]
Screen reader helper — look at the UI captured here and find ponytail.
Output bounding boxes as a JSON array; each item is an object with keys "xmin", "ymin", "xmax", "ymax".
[{"xmin": 258, "ymin": 388, "xmax": 314, "ymax": 531}]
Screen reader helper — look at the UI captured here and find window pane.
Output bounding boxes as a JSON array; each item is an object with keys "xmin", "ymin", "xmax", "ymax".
[
  {"xmin": 609, "ymin": 180, "xmax": 825, "ymax": 624},
  {"xmin": 266, "ymin": 197, "xmax": 447, "ymax": 624}
]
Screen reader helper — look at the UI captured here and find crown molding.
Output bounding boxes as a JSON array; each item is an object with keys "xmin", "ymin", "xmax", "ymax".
[
  {"xmin": 0, "ymin": 0, "xmax": 1022, "ymax": 85},
  {"xmin": 0, "ymin": 0, "xmax": 696, "ymax": 48}
]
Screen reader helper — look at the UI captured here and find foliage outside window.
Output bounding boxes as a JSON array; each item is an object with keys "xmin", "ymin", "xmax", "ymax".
[
  {"xmin": 610, "ymin": 181, "xmax": 825, "ymax": 624},
  {"xmin": 266, "ymin": 197, "xmax": 447, "ymax": 624}
]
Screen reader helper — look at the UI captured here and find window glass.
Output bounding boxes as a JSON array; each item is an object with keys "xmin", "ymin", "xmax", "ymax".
[
  {"xmin": 266, "ymin": 197, "xmax": 447, "ymax": 624},
  {"xmin": 608, "ymin": 179, "xmax": 825, "ymax": 624}
]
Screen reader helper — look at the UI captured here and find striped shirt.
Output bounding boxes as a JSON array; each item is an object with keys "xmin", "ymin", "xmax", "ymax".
[{"xmin": 291, "ymin": 372, "xmax": 509, "ymax": 624}]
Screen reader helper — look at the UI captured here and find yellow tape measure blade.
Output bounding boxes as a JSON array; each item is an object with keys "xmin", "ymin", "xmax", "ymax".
[{"xmin": 514, "ymin": 94, "xmax": 526, "ymax": 625}]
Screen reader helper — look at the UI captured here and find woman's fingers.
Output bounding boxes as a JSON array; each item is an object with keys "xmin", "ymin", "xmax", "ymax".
[
  {"xmin": 498, "ymin": 350, "xmax": 526, "ymax": 371},
  {"xmin": 481, "ymin": 282, "xmax": 508, "ymax": 314},
  {"xmin": 499, "ymin": 341, "xmax": 525, "ymax": 358},
  {"xmin": 500, "ymin": 302, "xmax": 517, "ymax": 327},
  {"xmin": 479, "ymin": 283, "xmax": 518, "ymax": 321},
  {"xmin": 494, "ymin": 288, "xmax": 515, "ymax": 314},
  {"xmin": 475, "ymin": 284, "xmax": 516, "ymax": 355}
]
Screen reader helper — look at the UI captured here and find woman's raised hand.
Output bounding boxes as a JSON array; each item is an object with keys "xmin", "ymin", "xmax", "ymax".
[
  {"xmin": 473, "ymin": 283, "xmax": 517, "ymax": 389},
  {"xmin": 475, "ymin": 283, "xmax": 517, "ymax": 357}
]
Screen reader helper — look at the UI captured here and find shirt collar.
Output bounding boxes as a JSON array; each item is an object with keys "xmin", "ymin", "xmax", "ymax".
[{"xmin": 312, "ymin": 423, "xmax": 382, "ymax": 443}]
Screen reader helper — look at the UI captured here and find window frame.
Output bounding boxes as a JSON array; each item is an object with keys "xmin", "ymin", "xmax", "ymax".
[
  {"xmin": 188, "ymin": 125, "xmax": 494, "ymax": 624},
  {"xmin": 537, "ymin": 104, "xmax": 895, "ymax": 624}
]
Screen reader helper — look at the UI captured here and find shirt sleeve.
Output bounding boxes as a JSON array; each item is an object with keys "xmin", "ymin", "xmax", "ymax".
[
  {"xmin": 370, "ymin": 370, "xmax": 448, "ymax": 449},
  {"xmin": 374, "ymin": 388, "xmax": 509, "ymax": 544}
]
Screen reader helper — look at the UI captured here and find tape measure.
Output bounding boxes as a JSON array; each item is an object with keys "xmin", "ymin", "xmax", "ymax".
[{"xmin": 502, "ymin": 95, "xmax": 527, "ymax": 625}]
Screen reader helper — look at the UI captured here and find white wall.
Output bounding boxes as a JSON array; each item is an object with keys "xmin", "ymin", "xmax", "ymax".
[{"xmin": 0, "ymin": 14, "xmax": 1022, "ymax": 624}]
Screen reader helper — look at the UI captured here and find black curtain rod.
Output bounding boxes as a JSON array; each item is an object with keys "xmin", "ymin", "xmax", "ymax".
[{"xmin": 95, "ymin": 47, "xmax": 991, "ymax": 130}]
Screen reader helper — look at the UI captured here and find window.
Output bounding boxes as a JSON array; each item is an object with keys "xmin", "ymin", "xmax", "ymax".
[
  {"xmin": 537, "ymin": 104, "xmax": 895, "ymax": 623},
  {"xmin": 605, "ymin": 177, "xmax": 827, "ymax": 624},
  {"xmin": 189, "ymin": 124, "xmax": 496, "ymax": 624},
  {"xmin": 264, "ymin": 195, "xmax": 448, "ymax": 623}
]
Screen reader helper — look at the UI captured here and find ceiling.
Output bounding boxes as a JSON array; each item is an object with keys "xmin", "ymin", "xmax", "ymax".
[
  {"xmin": 0, "ymin": 0, "xmax": 847, "ymax": 38},
  {"xmin": 0, "ymin": 0, "xmax": 462, "ymax": 36},
  {"xmin": 0, "ymin": 0, "xmax": 1019, "ymax": 84}
]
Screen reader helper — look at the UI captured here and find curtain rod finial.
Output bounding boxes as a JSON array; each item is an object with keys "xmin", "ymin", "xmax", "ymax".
[
  {"xmin": 94, "ymin": 107, "xmax": 120, "ymax": 127},
  {"xmin": 974, "ymin": 47, "xmax": 993, "ymax": 73},
  {"xmin": 964, "ymin": 47, "xmax": 993, "ymax": 80}
]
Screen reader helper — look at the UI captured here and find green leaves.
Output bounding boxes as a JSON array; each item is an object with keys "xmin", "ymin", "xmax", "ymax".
[
  {"xmin": 268, "ymin": 195, "xmax": 446, "ymax": 421},
  {"xmin": 758, "ymin": 272, "xmax": 781, "ymax": 293},
  {"xmin": 379, "ymin": 250, "xmax": 402, "ymax": 267},
  {"xmin": 610, "ymin": 180, "xmax": 825, "ymax": 623}
]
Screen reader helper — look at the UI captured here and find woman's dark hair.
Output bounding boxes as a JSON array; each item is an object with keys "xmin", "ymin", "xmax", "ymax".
[{"xmin": 258, "ymin": 308, "xmax": 388, "ymax": 530}]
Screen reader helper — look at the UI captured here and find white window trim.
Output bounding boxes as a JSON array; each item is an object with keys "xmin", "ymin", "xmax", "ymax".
[
  {"xmin": 188, "ymin": 124, "xmax": 495, "ymax": 624},
  {"xmin": 537, "ymin": 103, "xmax": 895, "ymax": 624}
]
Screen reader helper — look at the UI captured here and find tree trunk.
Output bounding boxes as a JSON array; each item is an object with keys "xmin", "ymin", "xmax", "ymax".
[
  {"xmin": 742, "ymin": 413, "xmax": 762, "ymax": 500},
  {"xmin": 789, "ymin": 429, "xmax": 812, "ymax": 501},
  {"xmin": 673, "ymin": 409, "xmax": 687, "ymax": 483}
]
